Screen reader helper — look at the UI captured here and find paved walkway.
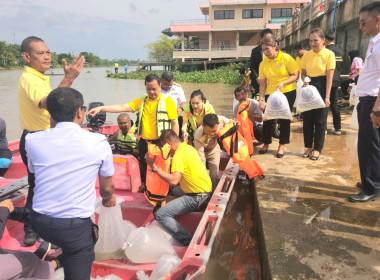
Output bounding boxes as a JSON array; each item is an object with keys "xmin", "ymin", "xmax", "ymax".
[{"xmin": 254, "ymin": 108, "xmax": 380, "ymax": 279}]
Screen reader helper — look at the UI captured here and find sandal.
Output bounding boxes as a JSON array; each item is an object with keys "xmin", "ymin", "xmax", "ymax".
[
  {"xmin": 302, "ymin": 149, "xmax": 312, "ymax": 158},
  {"xmin": 310, "ymin": 151, "xmax": 320, "ymax": 161}
]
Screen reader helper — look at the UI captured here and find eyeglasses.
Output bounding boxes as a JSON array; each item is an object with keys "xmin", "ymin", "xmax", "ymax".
[
  {"xmin": 359, "ymin": 17, "xmax": 375, "ymax": 27},
  {"xmin": 81, "ymin": 106, "xmax": 87, "ymax": 112}
]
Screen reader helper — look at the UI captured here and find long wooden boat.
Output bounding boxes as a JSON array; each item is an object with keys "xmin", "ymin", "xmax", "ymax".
[{"xmin": 0, "ymin": 125, "xmax": 240, "ymax": 280}]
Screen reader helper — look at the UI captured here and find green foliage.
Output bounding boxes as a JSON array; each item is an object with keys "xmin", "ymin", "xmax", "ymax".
[
  {"xmin": 0, "ymin": 41, "xmax": 22, "ymax": 68},
  {"xmin": 107, "ymin": 67, "xmax": 242, "ymax": 85},
  {"xmin": 145, "ymin": 34, "xmax": 180, "ymax": 62}
]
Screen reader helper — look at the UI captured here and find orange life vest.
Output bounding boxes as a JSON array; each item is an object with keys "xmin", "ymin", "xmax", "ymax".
[
  {"xmin": 236, "ymin": 101, "xmax": 255, "ymax": 155},
  {"xmin": 217, "ymin": 123, "xmax": 264, "ymax": 179},
  {"xmin": 144, "ymin": 143, "xmax": 171, "ymax": 206}
]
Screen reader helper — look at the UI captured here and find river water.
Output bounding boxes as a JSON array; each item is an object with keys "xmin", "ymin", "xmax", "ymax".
[
  {"xmin": 0, "ymin": 67, "xmax": 236, "ymax": 141},
  {"xmin": 0, "ymin": 67, "xmax": 260, "ymax": 279}
]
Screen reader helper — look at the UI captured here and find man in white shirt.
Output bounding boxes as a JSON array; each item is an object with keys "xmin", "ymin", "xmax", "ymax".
[
  {"xmin": 349, "ymin": 2, "xmax": 380, "ymax": 202},
  {"xmin": 26, "ymin": 87, "xmax": 116, "ymax": 279}
]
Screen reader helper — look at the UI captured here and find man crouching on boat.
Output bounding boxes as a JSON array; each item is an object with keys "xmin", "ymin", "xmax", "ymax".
[
  {"xmin": 145, "ymin": 129, "xmax": 212, "ymax": 246},
  {"xmin": 26, "ymin": 87, "xmax": 116, "ymax": 280}
]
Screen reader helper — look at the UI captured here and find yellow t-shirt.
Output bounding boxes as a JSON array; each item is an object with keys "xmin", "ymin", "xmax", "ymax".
[
  {"xmin": 128, "ymin": 93, "xmax": 177, "ymax": 140},
  {"xmin": 301, "ymin": 47, "xmax": 336, "ymax": 77},
  {"xmin": 171, "ymin": 142, "xmax": 212, "ymax": 193},
  {"xmin": 296, "ymin": 56, "xmax": 304, "ymax": 74},
  {"xmin": 18, "ymin": 66, "xmax": 52, "ymax": 131},
  {"xmin": 258, "ymin": 51, "xmax": 298, "ymax": 95},
  {"xmin": 183, "ymin": 103, "xmax": 215, "ymax": 128}
]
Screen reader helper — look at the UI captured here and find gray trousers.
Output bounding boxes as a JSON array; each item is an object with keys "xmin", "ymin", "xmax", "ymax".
[{"xmin": 0, "ymin": 248, "xmax": 54, "ymax": 279}]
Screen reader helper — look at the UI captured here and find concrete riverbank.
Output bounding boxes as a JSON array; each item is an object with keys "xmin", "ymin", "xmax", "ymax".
[{"xmin": 254, "ymin": 107, "xmax": 380, "ymax": 279}]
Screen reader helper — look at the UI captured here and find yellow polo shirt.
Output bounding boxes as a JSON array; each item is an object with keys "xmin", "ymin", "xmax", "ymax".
[
  {"xmin": 171, "ymin": 142, "xmax": 212, "ymax": 193},
  {"xmin": 183, "ymin": 103, "xmax": 215, "ymax": 128},
  {"xmin": 18, "ymin": 66, "xmax": 52, "ymax": 131},
  {"xmin": 296, "ymin": 56, "xmax": 304, "ymax": 74},
  {"xmin": 128, "ymin": 93, "xmax": 177, "ymax": 140},
  {"xmin": 301, "ymin": 47, "xmax": 335, "ymax": 77},
  {"xmin": 259, "ymin": 51, "xmax": 298, "ymax": 95}
]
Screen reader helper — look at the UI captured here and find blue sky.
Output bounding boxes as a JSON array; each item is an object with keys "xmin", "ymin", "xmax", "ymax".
[{"xmin": 0, "ymin": 0, "xmax": 205, "ymax": 60}]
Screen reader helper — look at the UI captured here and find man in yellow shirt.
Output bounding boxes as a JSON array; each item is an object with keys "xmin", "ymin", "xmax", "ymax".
[
  {"xmin": 87, "ymin": 74, "xmax": 179, "ymax": 185},
  {"xmin": 145, "ymin": 129, "xmax": 212, "ymax": 246},
  {"xmin": 18, "ymin": 36, "xmax": 85, "ymax": 246}
]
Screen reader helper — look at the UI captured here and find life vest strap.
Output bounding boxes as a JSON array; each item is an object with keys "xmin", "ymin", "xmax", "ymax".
[
  {"xmin": 218, "ymin": 125, "xmax": 239, "ymax": 155},
  {"xmin": 144, "ymin": 189, "xmax": 167, "ymax": 202},
  {"xmin": 238, "ymin": 104, "xmax": 250, "ymax": 115}
]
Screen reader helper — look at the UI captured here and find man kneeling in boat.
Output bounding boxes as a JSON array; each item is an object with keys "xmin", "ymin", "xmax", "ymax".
[
  {"xmin": 108, "ymin": 113, "xmax": 138, "ymax": 156},
  {"xmin": 26, "ymin": 87, "xmax": 116, "ymax": 280},
  {"xmin": 145, "ymin": 129, "xmax": 212, "ymax": 246}
]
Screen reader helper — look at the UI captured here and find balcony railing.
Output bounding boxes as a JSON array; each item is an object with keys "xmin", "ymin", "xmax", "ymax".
[{"xmin": 171, "ymin": 19, "xmax": 209, "ymax": 25}]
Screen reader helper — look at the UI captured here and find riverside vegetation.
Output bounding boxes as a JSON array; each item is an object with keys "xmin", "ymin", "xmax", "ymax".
[{"xmin": 107, "ymin": 63, "xmax": 245, "ymax": 85}]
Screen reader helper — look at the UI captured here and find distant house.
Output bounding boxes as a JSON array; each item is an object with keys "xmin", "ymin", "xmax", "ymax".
[{"xmin": 169, "ymin": 0, "xmax": 310, "ymax": 61}]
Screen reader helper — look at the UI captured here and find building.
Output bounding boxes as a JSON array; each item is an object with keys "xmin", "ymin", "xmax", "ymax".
[{"xmin": 169, "ymin": 0, "xmax": 310, "ymax": 61}]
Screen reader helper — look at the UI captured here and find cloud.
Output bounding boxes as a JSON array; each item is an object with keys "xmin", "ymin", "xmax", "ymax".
[
  {"xmin": 130, "ymin": 3, "xmax": 137, "ymax": 12},
  {"xmin": 149, "ymin": 8, "xmax": 159, "ymax": 15}
]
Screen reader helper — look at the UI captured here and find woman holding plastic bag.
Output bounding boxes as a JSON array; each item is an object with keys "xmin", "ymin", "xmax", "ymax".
[
  {"xmin": 301, "ymin": 28, "xmax": 335, "ymax": 160},
  {"xmin": 258, "ymin": 37, "xmax": 299, "ymax": 158}
]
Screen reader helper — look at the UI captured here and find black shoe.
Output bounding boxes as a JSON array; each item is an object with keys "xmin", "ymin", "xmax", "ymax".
[
  {"xmin": 348, "ymin": 191, "xmax": 380, "ymax": 203},
  {"xmin": 34, "ymin": 241, "xmax": 51, "ymax": 260},
  {"xmin": 259, "ymin": 149, "xmax": 268, "ymax": 154},
  {"xmin": 24, "ymin": 232, "xmax": 38, "ymax": 246},
  {"xmin": 277, "ymin": 153, "xmax": 284, "ymax": 158},
  {"xmin": 356, "ymin": 182, "xmax": 363, "ymax": 188}
]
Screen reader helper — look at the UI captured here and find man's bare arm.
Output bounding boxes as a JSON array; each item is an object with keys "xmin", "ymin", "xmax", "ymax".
[
  {"xmin": 87, "ymin": 104, "xmax": 133, "ymax": 117},
  {"xmin": 99, "ymin": 175, "xmax": 116, "ymax": 207}
]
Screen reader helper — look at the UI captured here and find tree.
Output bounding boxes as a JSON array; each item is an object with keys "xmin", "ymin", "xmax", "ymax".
[{"xmin": 145, "ymin": 34, "xmax": 180, "ymax": 62}]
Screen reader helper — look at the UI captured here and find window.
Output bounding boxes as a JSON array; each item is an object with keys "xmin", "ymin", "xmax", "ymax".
[
  {"xmin": 271, "ymin": 8, "xmax": 292, "ymax": 18},
  {"xmin": 242, "ymin": 9, "xmax": 263, "ymax": 19},
  {"xmin": 214, "ymin": 10, "xmax": 234, "ymax": 20}
]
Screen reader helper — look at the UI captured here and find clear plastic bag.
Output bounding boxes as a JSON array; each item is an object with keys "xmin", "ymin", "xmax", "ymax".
[
  {"xmin": 95, "ymin": 203, "xmax": 136, "ymax": 260},
  {"xmin": 149, "ymin": 254, "xmax": 181, "ymax": 280},
  {"xmin": 263, "ymin": 90, "xmax": 292, "ymax": 120},
  {"xmin": 350, "ymin": 98, "xmax": 359, "ymax": 131},
  {"xmin": 91, "ymin": 275, "xmax": 123, "ymax": 280},
  {"xmin": 349, "ymin": 84, "xmax": 358, "ymax": 106},
  {"xmin": 145, "ymin": 220, "xmax": 181, "ymax": 246},
  {"xmin": 296, "ymin": 85, "xmax": 326, "ymax": 113},
  {"xmin": 123, "ymin": 227, "xmax": 177, "ymax": 264}
]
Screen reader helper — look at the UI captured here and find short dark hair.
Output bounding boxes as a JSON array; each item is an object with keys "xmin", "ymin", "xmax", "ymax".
[
  {"xmin": 325, "ymin": 31, "xmax": 336, "ymax": 41},
  {"xmin": 348, "ymin": 50, "xmax": 360, "ymax": 63},
  {"xmin": 310, "ymin": 28, "xmax": 325, "ymax": 39},
  {"xmin": 161, "ymin": 71, "xmax": 174, "ymax": 82},
  {"xmin": 145, "ymin": 74, "xmax": 161, "ymax": 85},
  {"xmin": 117, "ymin": 113, "xmax": 130, "ymax": 121},
  {"xmin": 239, "ymin": 67, "xmax": 247, "ymax": 75},
  {"xmin": 260, "ymin": 28, "xmax": 273, "ymax": 39},
  {"xmin": 294, "ymin": 44, "xmax": 305, "ymax": 50},
  {"xmin": 360, "ymin": 1, "xmax": 380, "ymax": 16},
  {"xmin": 21, "ymin": 36, "xmax": 44, "ymax": 54},
  {"xmin": 234, "ymin": 86, "xmax": 247, "ymax": 97},
  {"xmin": 47, "ymin": 87, "xmax": 84, "ymax": 122},
  {"xmin": 160, "ymin": 129, "xmax": 181, "ymax": 143},
  {"xmin": 203, "ymin": 114, "xmax": 219, "ymax": 128}
]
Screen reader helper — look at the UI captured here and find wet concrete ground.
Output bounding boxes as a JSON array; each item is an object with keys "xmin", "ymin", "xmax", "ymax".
[{"xmin": 254, "ymin": 107, "xmax": 380, "ymax": 279}]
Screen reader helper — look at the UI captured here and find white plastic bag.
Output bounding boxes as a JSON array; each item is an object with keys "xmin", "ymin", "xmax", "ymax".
[
  {"xmin": 91, "ymin": 275, "xmax": 123, "ymax": 280},
  {"xmin": 350, "ymin": 98, "xmax": 359, "ymax": 131},
  {"xmin": 95, "ymin": 204, "xmax": 136, "ymax": 260},
  {"xmin": 149, "ymin": 254, "xmax": 181, "ymax": 280},
  {"xmin": 349, "ymin": 83, "xmax": 358, "ymax": 106},
  {"xmin": 145, "ymin": 220, "xmax": 181, "ymax": 246},
  {"xmin": 296, "ymin": 85, "xmax": 326, "ymax": 113},
  {"xmin": 123, "ymin": 227, "xmax": 177, "ymax": 264},
  {"xmin": 136, "ymin": 271, "xmax": 150, "ymax": 280},
  {"xmin": 263, "ymin": 90, "xmax": 292, "ymax": 120}
]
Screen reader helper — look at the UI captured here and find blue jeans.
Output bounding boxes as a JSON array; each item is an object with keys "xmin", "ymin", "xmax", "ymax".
[
  {"xmin": 155, "ymin": 194, "xmax": 210, "ymax": 246},
  {"xmin": 31, "ymin": 211, "xmax": 97, "ymax": 280}
]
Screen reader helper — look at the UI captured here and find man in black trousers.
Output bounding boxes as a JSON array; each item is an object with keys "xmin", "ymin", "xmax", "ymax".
[
  {"xmin": 325, "ymin": 31, "xmax": 343, "ymax": 135},
  {"xmin": 348, "ymin": 2, "xmax": 380, "ymax": 202}
]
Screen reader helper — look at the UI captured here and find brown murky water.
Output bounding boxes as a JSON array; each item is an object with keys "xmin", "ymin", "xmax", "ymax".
[{"xmin": 0, "ymin": 67, "xmax": 259, "ymax": 279}]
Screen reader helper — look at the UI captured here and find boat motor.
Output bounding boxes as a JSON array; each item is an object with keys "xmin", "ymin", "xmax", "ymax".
[{"xmin": 86, "ymin": 102, "xmax": 106, "ymax": 130}]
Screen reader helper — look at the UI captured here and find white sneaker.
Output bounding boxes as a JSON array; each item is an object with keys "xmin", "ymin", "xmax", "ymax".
[{"xmin": 333, "ymin": 130, "xmax": 342, "ymax": 135}]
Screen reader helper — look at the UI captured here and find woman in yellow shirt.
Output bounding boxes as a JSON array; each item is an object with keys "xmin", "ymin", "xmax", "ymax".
[
  {"xmin": 258, "ymin": 37, "xmax": 299, "ymax": 158},
  {"xmin": 181, "ymin": 90, "xmax": 215, "ymax": 143},
  {"xmin": 301, "ymin": 28, "xmax": 335, "ymax": 160}
]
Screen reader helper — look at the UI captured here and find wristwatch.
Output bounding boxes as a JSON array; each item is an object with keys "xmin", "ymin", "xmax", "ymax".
[
  {"xmin": 152, "ymin": 166, "xmax": 158, "ymax": 172},
  {"xmin": 372, "ymin": 110, "xmax": 380, "ymax": 117}
]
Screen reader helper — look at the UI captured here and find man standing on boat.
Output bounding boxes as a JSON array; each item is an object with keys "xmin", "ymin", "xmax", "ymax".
[
  {"xmin": 27, "ymin": 87, "xmax": 116, "ymax": 279},
  {"xmin": 87, "ymin": 74, "xmax": 179, "ymax": 187},
  {"xmin": 145, "ymin": 129, "xmax": 211, "ymax": 246},
  {"xmin": 18, "ymin": 36, "xmax": 85, "ymax": 246}
]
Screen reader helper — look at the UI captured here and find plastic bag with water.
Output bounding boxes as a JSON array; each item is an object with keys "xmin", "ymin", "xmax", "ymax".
[
  {"xmin": 95, "ymin": 203, "xmax": 136, "ymax": 260},
  {"xmin": 123, "ymin": 227, "xmax": 177, "ymax": 264},
  {"xmin": 145, "ymin": 220, "xmax": 181, "ymax": 246},
  {"xmin": 296, "ymin": 84, "xmax": 326, "ymax": 113},
  {"xmin": 136, "ymin": 254, "xmax": 181, "ymax": 280},
  {"xmin": 263, "ymin": 90, "xmax": 292, "ymax": 120}
]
